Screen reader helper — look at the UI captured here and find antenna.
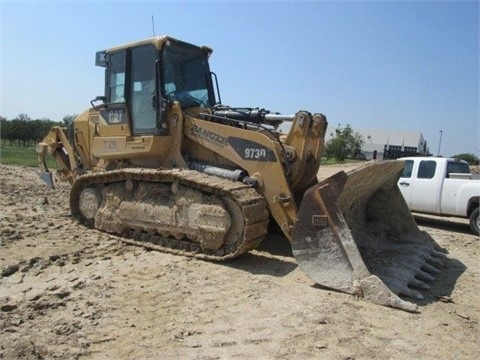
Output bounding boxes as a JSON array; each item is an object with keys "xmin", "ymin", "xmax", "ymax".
[{"xmin": 151, "ymin": 15, "xmax": 156, "ymax": 37}]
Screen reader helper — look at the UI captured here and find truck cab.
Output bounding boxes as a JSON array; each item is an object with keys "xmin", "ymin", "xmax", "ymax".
[{"xmin": 398, "ymin": 157, "xmax": 479, "ymax": 235}]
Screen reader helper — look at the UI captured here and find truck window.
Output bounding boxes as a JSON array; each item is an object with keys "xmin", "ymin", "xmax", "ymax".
[
  {"xmin": 446, "ymin": 161, "xmax": 470, "ymax": 178},
  {"xmin": 418, "ymin": 160, "xmax": 436, "ymax": 179},
  {"xmin": 401, "ymin": 160, "xmax": 414, "ymax": 178}
]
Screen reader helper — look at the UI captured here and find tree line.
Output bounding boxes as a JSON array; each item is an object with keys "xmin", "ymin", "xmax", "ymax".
[
  {"xmin": 2, "ymin": 115, "xmax": 477, "ymax": 165},
  {"xmin": 0, "ymin": 114, "xmax": 76, "ymax": 147}
]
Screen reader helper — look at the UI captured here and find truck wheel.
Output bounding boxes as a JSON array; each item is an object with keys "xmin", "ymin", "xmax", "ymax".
[{"xmin": 469, "ymin": 207, "xmax": 479, "ymax": 236}]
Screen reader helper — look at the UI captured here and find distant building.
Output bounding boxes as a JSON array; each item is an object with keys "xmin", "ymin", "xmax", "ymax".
[{"xmin": 325, "ymin": 128, "xmax": 430, "ymax": 160}]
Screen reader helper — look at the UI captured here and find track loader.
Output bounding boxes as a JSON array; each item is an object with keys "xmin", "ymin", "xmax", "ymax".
[{"xmin": 37, "ymin": 36, "xmax": 445, "ymax": 312}]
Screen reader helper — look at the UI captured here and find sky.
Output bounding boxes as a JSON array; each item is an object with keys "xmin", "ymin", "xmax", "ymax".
[{"xmin": 1, "ymin": 0, "xmax": 478, "ymax": 157}]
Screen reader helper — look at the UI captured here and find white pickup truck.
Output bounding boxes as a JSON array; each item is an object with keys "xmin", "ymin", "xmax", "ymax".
[{"xmin": 397, "ymin": 157, "xmax": 479, "ymax": 235}]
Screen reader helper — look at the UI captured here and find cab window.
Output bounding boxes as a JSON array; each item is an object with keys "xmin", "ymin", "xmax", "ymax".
[
  {"xmin": 108, "ymin": 51, "xmax": 126, "ymax": 103},
  {"xmin": 401, "ymin": 160, "xmax": 414, "ymax": 178},
  {"xmin": 446, "ymin": 161, "xmax": 470, "ymax": 178},
  {"xmin": 130, "ymin": 45, "xmax": 158, "ymax": 134},
  {"xmin": 418, "ymin": 160, "xmax": 437, "ymax": 179},
  {"xmin": 162, "ymin": 41, "xmax": 214, "ymax": 108}
]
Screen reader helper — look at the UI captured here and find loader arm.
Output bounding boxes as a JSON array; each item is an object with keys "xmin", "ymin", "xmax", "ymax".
[
  {"xmin": 36, "ymin": 126, "xmax": 77, "ymax": 187},
  {"xmin": 183, "ymin": 110, "xmax": 327, "ymax": 240},
  {"xmin": 282, "ymin": 112, "xmax": 327, "ymax": 192}
]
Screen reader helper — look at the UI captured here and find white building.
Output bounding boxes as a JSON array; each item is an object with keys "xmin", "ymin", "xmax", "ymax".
[{"xmin": 325, "ymin": 128, "xmax": 429, "ymax": 160}]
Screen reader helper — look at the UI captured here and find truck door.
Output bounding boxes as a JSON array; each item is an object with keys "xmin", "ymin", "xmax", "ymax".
[
  {"xmin": 398, "ymin": 160, "xmax": 414, "ymax": 206},
  {"xmin": 410, "ymin": 160, "xmax": 440, "ymax": 212},
  {"xmin": 410, "ymin": 160, "xmax": 439, "ymax": 212},
  {"xmin": 399, "ymin": 159, "xmax": 441, "ymax": 212}
]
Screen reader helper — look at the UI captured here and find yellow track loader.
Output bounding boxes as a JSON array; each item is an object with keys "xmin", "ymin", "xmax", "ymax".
[{"xmin": 37, "ymin": 36, "xmax": 445, "ymax": 312}]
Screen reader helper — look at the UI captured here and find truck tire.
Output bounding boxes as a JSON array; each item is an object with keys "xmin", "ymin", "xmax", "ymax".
[{"xmin": 469, "ymin": 207, "xmax": 479, "ymax": 236}]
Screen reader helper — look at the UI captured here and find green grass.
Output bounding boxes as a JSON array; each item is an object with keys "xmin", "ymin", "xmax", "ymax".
[
  {"xmin": 320, "ymin": 157, "xmax": 367, "ymax": 165},
  {"xmin": 0, "ymin": 143, "xmax": 361, "ymax": 168},
  {"xmin": 0, "ymin": 144, "xmax": 56, "ymax": 168}
]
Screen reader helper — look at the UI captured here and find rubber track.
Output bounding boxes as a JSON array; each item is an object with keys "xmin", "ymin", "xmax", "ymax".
[{"xmin": 70, "ymin": 168, "xmax": 269, "ymax": 261}]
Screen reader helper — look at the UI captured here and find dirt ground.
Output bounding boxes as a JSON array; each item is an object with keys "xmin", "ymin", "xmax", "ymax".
[{"xmin": 1, "ymin": 164, "xmax": 478, "ymax": 359}]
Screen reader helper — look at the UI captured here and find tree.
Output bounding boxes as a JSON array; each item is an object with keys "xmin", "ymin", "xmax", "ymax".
[
  {"xmin": 325, "ymin": 124, "xmax": 364, "ymax": 162},
  {"xmin": 62, "ymin": 114, "xmax": 77, "ymax": 127},
  {"xmin": 452, "ymin": 153, "xmax": 479, "ymax": 165},
  {"xmin": 0, "ymin": 117, "xmax": 8, "ymax": 145},
  {"xmin": 15, "ymin": 113, "xmax": 31, "ymax": 122}
]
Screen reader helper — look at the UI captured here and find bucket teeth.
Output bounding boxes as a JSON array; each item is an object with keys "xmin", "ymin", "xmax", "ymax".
[
  {"xmin": 427, "ymin": 251, "xmax": 447, "ymax": 267},
  {"xmin": 422, "ymin": 262, "xmax": 441, "ymax": 274},
  {"xmin": 409, "ymin": 278, "xmax": 430, "ymax": 291},
  {"xmin": 415, "ymin": 270, "xmax": 436, "ymax": 282},
  {"xmin": 399, "ymin": 287, "xmax": 424, "ymax": 300},
  {"xmin": 359, "ymin": 243, "xmax": 444, "ymax": 302},
  {"xmin": 432, "ymin": 249, "xmax": 448, "ymax": 258}
]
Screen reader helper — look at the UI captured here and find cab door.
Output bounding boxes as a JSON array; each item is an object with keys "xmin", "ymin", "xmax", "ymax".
[
  {"xmin": 129, "ymin": 45, "xmax": 166, "ymax": 135},
  {"xmin": 90, "ymin": 44, "xmax": 169, "ymax": 160}
]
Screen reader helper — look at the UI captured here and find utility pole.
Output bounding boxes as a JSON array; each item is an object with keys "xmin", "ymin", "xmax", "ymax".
[
  {"xmin": 437, "ymin": 130, "xmax": 443, "ymax": 156},
  {"xmin": 151, "ymin": 15, "xmax": 156, "ymax": 37}
]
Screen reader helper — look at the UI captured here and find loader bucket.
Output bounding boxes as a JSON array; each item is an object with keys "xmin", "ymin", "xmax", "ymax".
[{"xmin": 292, "ymin": 161, "xmax": 446, "ymax": 312}]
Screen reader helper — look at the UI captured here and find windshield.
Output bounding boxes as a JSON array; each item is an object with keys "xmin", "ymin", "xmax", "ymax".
[{"xmin": 162, "ymin": 41, "xmax": 215, "ymax": 108}]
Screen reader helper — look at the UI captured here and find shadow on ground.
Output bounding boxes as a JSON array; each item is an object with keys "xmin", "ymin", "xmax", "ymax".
[
  {"xmin": 414, "ymin": 214, "xmax": 472, "ymax": 235},
  {"xmin": 222, "ymin": 227, "xmax": 467, "ymax": 310},
  {"xmin": 221, "ymin": 232, "xmax": 297, "ymax": 277}
]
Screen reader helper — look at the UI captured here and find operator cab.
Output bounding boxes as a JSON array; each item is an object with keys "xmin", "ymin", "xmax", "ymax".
[{"xmin": 94, "ymin": 37, "xmax": 216, "ymax": 136}]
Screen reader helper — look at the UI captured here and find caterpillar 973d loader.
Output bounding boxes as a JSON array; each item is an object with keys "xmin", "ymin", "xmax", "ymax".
[{"xmin": 37, "ymin": 36, "xmax": 445, "ymax": 312}]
